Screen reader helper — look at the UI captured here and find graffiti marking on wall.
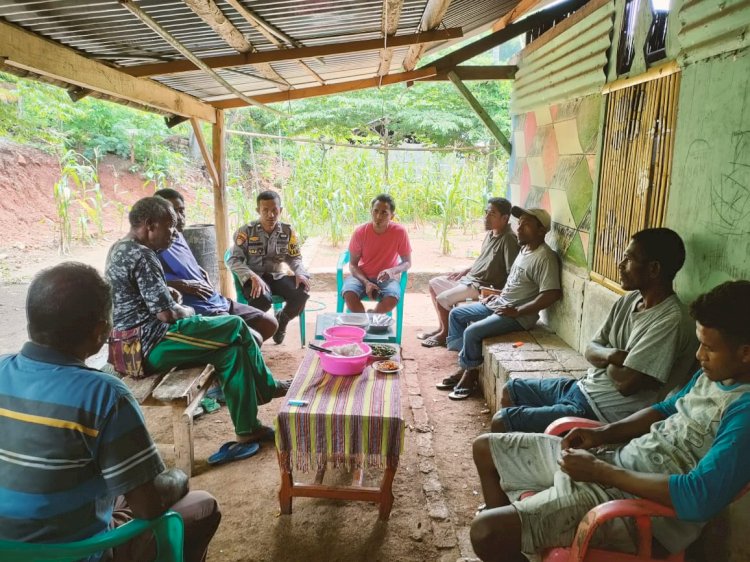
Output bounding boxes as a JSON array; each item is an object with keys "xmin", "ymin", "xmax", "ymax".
[{"xmin": 711, "ymin": 131, "xmax": 750, "ymax": 236}]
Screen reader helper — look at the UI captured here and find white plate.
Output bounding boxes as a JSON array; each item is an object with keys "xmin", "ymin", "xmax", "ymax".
[
  {"xmin": 336, "ymin": 314, "xmax": 369, "ymax": 327},
  {"xmin": 373, "ymin": 360, "xmax": 402, "ymax": 374}
]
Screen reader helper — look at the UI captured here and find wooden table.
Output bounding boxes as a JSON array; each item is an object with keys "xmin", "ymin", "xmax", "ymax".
[{"xmin": 274, "ymin": 348, "xmax": 404, "ymax": 520}]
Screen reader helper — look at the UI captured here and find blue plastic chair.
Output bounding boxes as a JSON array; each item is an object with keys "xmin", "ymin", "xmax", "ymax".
[
  {"xmin": 224, "ymin": 249, "xmax": 306, "ymax": 347},
  {"xmin": 0, "ymin": 510, "xmax": 184, "ymax": 562},
  {"xmin": 336, "ymin": 250, "xmax": 407, "ymax": 344}
]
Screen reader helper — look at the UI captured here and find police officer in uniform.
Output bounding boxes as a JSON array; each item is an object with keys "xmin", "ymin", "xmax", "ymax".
[{"xmin": 227, "ymin": 191, "xmax": 310, "ymax": 344}]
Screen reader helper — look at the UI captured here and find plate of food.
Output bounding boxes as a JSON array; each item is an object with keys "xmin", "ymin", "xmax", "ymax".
[
  {"xmin": 373, "ymin": 359, "xmax": 401, "ymax": 374},
  {"xmin": 366, "ymin": 313, "xmax": 394, "ymax": 334},
  {"xmin": 370, "ymin": 343, "xmax": 397, "ymax": 359}
]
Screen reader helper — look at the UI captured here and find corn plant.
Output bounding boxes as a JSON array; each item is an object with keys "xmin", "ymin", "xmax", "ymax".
[{"xmin": 52, "ymin": 173, "xmax": 73, "ymax": 254}]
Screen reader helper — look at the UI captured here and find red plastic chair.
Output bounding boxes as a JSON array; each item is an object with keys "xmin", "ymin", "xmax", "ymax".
[{"xmin": 539, "ymin": 417, "xmax": 685, "ymax": 562}]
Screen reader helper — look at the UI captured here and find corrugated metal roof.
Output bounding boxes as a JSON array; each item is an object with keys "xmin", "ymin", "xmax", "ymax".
[
  {"xmin": 512, "ymin": 0, "xmax": 614, "ymax": 113},
  {"xmin": 0, "ymin": 0, "xmax": 519, "ymax": 112},
  {"xmin": 677, "ymin": 0, "xmax": 750, "ymax": 64}
]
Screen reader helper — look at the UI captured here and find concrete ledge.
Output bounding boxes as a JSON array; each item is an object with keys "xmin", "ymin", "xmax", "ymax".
[{"xmin": 479, "ymin": 326, "xmax": 590, "ymax": 413}]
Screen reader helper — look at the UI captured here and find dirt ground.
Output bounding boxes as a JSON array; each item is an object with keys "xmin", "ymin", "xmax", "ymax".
[{"xmin": 0, "ymin": 141, "xmax": 497, "ymax": 561}]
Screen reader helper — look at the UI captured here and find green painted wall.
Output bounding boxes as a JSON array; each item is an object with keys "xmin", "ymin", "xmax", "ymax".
[{"xmin": 666, "ymin": 49, "xmax": 750, "ymax": 302}]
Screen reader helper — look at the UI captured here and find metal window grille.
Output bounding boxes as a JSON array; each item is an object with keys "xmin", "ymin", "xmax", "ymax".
[{"xmin": 592, "ymin": 71, "xmax": 680, "ymax": 284}]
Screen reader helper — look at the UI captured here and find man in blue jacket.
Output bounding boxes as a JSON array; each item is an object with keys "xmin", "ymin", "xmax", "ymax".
[
  {"xmin": 470, "ymin": 280, "xmax": 750, "ymax": 561},
  {"xmin": 155, "ymin": 188, "xmax": 277, "ymax": 342}
]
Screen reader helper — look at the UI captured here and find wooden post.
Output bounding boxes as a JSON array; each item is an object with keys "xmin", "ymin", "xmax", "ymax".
[
  {"xmin": 447, "ymin": 71, "xmax": 512, "ymax": 155},
  {"xmin": 212, "ymin": 110, "xmax": 232, "ymax": 297}
]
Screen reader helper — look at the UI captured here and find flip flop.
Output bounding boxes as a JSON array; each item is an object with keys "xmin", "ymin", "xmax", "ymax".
[
  {"xmin": 448, "ymin": 385, "xmax": 476, "ymax": 400},
  {"xmin": 421, "ymin": 337, "xmax": 446, "ymax": 348},
  {"xmin": 207, "ymin": 441, "xmax": 261, "ymax": 466},
  {"xmin": 435, "ymin": 373, "xmax": 462, "ymax": 390}
]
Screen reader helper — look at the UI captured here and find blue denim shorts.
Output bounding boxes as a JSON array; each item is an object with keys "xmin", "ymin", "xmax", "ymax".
[
  {"xmin": 341, "ymin": 276, "xmax": 401, "ymax": 301},
  {"xmin": 493, "ymin": 377, "xmax": 598, "ymax": 433}
]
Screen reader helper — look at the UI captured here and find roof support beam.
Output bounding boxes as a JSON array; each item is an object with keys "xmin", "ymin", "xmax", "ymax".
[
  {"xmin": 182, "ymin": 0, "xmax": 290, "ymax": 89},
  {"xmin": 429, "ymin": 66, "xmax": 517, "ymax": 80},
  {"xmin": 492, "ymin": 0, "xmax": 544, "ymax": 32},
  {"xmin": 377, "ymin": 0, "xmax": 405, "ymax": 76},
  {"xmin": 0, "ymin": 19, "xmax": 216, "ymax": 123},
  {"xmin": 119, "ymin": 0, "xmax": 282, "ymax": 115},
  {"xmin": 428, "ymin": 0, "xmax": 590, "ymax": 71},
  {"xmin": 123, "ymin": 28, "xmax": 463, "ymax": 77},
  {"xmin": 447, "ymin": 71, "xmax": 511, "ymax": 154},
  {"xmin": 403, "ymin": 0, "xmax": 455, "ymax": 71},
  {"xmin": 225, "ymin": 0, "xmax": 325, "ymax": 85},
  {"xmin": 211, "ymin": 111, "xmax": 232, "ymax": 297},
  {"xmin": 190, "ymin": 118, "xmax": 220, "ymax": 189},
  {"xmin": 211, "ymin": 67, "xmax": 438, "ymax": 109}
]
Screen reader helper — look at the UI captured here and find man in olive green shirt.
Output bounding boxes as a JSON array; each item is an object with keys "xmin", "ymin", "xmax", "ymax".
[{"xmin": 419, "ymin": 197, "xmax": 519, "ymax": 348}]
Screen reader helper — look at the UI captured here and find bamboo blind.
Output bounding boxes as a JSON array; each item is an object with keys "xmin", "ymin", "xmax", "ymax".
[{"xmin": 593, "ymin": 71, "xmax": 680, "ymax": 283}]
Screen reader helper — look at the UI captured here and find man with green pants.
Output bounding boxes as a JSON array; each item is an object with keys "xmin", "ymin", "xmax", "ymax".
[{"xmin": 106, "ymin": 197, "xmax": 290, "ymax": 465}]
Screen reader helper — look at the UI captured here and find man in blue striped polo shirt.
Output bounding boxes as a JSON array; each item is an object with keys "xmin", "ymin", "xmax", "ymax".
[{"xmin": 0, "ymin": 262, "xmax": 220, "ymax": 561}]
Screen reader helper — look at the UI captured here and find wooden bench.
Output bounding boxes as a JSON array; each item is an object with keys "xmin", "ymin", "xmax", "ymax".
[{"xmin": 121, "ymin": 364, "xmax": 217, "ymax": 478}]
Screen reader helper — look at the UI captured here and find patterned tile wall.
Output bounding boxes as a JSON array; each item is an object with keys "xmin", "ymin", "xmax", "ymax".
[{"xmin": 509, "ymin": 94, "xmax": 602, "ymax": 268}]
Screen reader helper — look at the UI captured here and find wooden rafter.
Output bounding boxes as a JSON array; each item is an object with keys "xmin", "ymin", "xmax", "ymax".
[
  {"xmin": 122, "ymin": 28, "xmax": 463, "ymax": 78},
  {"xmin": 427, "ymin": 0, "xmax": 589, "ymax": 71},
  {"xmin": 225, "ymin": 0, "xmax": 325, "ymax": 85},
  {"xmin": 430, "ymin": 66, "xmax": 517, "ymax": 80},
  {"xmin": 183, "ymin": 0, "xmax": 290, "ymax": 90},
  {"xmin": 210, "ymin": 67, "xmax": 438, "ymax": 109},
  {"xmin": 0, "ymin": 19, "xmax": 216, "ymax": 122},
  {"xmin": 377, "ymin": 0, "xmax": 405, "ymax": 76},
  {"xmin": 189, "ymin": 118, "xmax": 220, "ymax": 188},
  {"xmin": 492, "ymin": 0, "xmax": 544, "ymax": 32},
  {"xmin": 403, "ymin": 0, "xmax": 454, "ymax": 71},
  {"xmin": 447, "ymin": 71, "xmax": 511, "ymax": 154},
  {"xmin": 119, "ymin": 0, "xmax": 281, "ymax": 115}
]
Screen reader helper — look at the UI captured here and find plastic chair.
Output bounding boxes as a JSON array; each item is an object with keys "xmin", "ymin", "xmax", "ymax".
[
  {"xmin": 336, "ymin": 249, "xmax": 407, "ymax": 344},
  {"xmin": 224, "ymin": 250, "xmax": 306, "ymax": 347},
  {"xmin": 538, "ymin": 417, "xmax": 750, "ymax": 562},
  {"xmin": 0, "ymin": 510, "xmax": 184, "ymax": 562}
]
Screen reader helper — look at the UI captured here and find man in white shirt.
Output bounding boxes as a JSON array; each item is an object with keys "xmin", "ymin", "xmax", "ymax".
[{"xmin": 440, "ymin": 207, "xmax": 562, "ymax": 400}]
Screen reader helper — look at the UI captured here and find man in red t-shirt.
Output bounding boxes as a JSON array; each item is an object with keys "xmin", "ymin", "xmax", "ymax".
[{"xmin": 342, "ymin": 194, "xmax": 412, "ymax": 314}]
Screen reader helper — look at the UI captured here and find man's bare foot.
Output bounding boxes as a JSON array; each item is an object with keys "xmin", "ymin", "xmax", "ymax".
[
  {"xmin": 456, "ymin": 369, "xmax": 479, "ymax": 389},
  {"xmin": 237, "ymin": 425, "xmax": 274, "ymax": 443},
  {"xmin": 436, "ymin": 369, "xmax": 464, "ymax": 390},
  {"xmin": 273, "ymin": 379, "xmax": 292, "ymax": 398},
  {"xmin": 421, "ymin": 335, "xmax": 447, "ymax": 348},
  {"xmin": 417, "ymin": 328, "xmax": 441, "ymax": 340}
]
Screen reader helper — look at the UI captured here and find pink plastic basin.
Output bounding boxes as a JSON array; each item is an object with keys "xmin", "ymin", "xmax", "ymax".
[
  {"xmin": 317, "ymin": 340, "xmax": 372, "ymax": 376},
  {"xmin": 322, "ymin": 325, "xmax": 366, "ymax": 342}
]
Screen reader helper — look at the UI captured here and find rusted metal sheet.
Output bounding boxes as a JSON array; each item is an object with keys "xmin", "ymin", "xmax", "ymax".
[
  {"xmin": 677, "ymin": 0, "xmax": 750, "ymax": 63},
  {"xmin": 512, "ymin": 0, "xmax": 615, "ymax": 114},
  {"xmin": 0, "ymin": 0, "xmax": 521, "ymax": 104}
]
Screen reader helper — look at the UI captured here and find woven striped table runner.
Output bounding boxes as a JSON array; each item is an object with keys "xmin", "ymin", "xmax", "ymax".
[{"xmin": 275, "ymin": 349, "xmax": 404, "ymax": 473}]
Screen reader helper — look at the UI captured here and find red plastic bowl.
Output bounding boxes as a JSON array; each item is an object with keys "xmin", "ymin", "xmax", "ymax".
[
  {"xmin": 317, "ymin": 340, "xmax": 372, "ymax": 376},
  {"xmin": 322, "ymin": 325, "xmax": 366, "ymax": 342}
]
